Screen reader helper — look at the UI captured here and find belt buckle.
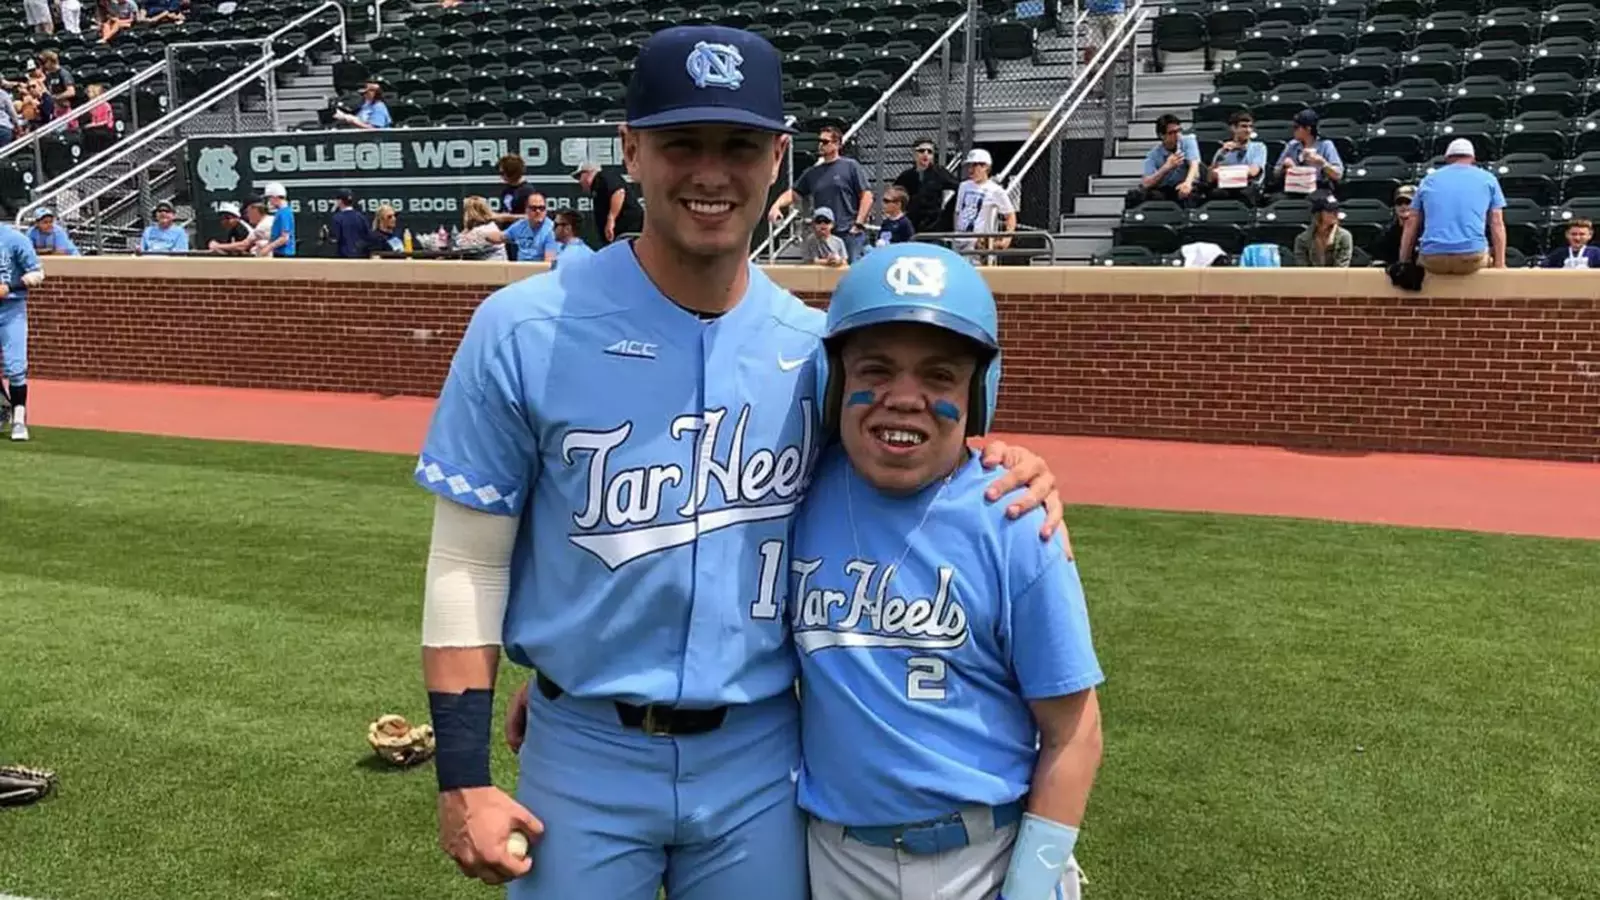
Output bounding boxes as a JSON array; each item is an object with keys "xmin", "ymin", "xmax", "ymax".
[{"xmin": 641, "ymin": 705, "xmax": 670, "ymax": 736}]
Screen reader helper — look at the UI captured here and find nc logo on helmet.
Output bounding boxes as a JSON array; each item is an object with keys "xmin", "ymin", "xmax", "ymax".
[
  {"xmin": 884, "ymin": 256, "xmax": 947, "ymax": 298},
  {"xmin": 685, "ymin": 41, "xmax": 744, "ymax": 90}
]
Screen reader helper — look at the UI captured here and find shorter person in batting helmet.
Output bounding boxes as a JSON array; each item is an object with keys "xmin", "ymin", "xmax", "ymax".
[{"xmin": 791, "ymin": 242, "xmax": 1103, "ymax": 900}]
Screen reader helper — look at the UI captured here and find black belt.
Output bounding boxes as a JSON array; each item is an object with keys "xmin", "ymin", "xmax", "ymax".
[{"xmin": 535, "ymin": 673, "xmax": 728, "ymax": 737}]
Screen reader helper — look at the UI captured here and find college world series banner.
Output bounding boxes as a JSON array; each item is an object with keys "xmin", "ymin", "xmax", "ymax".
[{"xmin": 184, "ymin": 124, "xmax": 629, "ymax": 254}]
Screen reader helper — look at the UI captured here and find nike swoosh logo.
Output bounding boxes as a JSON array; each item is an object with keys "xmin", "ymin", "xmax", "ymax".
[{"xmin": 778, "ymin": 356, "xmax": 807, "ymax": 371}]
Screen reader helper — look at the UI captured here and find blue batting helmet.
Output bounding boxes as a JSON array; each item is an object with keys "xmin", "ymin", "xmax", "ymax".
[{"xmin": 817, "ymin": 241, "xmax": 1002, "ymax": 437}]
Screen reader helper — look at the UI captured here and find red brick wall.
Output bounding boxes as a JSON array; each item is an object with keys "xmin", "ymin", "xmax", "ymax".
[{"xmin": 26, "ymin": 276, "xmax": 1600, "ymax": 462}]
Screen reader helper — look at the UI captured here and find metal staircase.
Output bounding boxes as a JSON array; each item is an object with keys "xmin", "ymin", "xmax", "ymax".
[
  {"xmin": 1055, "ymin": 45, "xmax": 1220, "ymax": 262},
  {"xmin": 10, "ymin": 2, "xmax": 352, "ymax": 253}
]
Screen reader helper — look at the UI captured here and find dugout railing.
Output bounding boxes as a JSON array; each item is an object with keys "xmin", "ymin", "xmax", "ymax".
[{"xmin": 0, "ymin": 61, "xmax": 170, "ymax": 198}]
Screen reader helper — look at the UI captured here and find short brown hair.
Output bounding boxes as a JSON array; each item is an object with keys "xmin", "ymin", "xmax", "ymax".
[
  {"xmin": 883, "ymin": 186, "xmax": 908, "ymax": 205},
  {"xmin": 38, "ymin": 50, "xmax": 58, "ymax": 66},
  {"xmin": 819, "ymin": 125, "xmax": 844, "ymax": 144},
  {"xmin": 498, "ymin": 154, "xmax": 524, "ymax": 181},
  {"xmin": 555, "ymin": 210, "xmax": 582, "ymax": 230},
  {"xmin": 1567, "ymin": 218, "xmax": 1592, "ymax": 232}
]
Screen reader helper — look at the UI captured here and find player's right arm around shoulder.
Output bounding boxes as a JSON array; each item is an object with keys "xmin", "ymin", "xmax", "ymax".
[{"xmin": 422, "ymin": 496, "xmax": 543, "ymax": 885}]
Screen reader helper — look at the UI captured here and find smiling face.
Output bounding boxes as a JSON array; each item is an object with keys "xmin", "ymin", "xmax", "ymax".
[
  {"xmin": 156, "ymin": 209, "xmax": 175, "ymax": 228},
  {"xmin": 622, "ymin": 123, "xmax": 786, "ymax": 260},
  {"xmin": 836, "ymin": 322, "xmax": 982, "ymax": 494}
]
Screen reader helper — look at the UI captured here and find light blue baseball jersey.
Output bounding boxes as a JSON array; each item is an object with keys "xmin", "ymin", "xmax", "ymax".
[
  {"xmin": 0, "ymin": 224, "xmax": 42, "ymax": 299},
  {"xmin": 415, "ymin": 239, "xmax": 826, "ymax": 708},
  {"xmin": 793, "ymin": 446, "xmax": 1103, "ymax": 827}
]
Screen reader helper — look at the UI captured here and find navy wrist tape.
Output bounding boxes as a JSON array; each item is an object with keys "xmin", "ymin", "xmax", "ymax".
[{"xmin": 428, "ymin": 689, "xmax": 495, "ymax": 792}]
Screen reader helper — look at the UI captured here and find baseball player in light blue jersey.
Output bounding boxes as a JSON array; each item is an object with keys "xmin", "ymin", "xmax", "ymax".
[
  {"xmin": 0, "ymin": 218, "xmax": 44, "ymax": 442},
  {"xmin": 792, "ymin": 242, "xmax": 1104, "ymax": 900},
  {"xmin": 416, "ymin": 24, "xmax": 1068, "ymax": 900}
]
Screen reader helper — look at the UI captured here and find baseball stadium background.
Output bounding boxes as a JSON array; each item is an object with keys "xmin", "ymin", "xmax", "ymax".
[{"xmin": 2, "ymin": 0, "xmax": 1598, "ymax": 899}]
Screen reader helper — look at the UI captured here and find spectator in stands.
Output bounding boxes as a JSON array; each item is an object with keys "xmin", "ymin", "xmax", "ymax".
[
  {"xmin": 370, "ymin": 203, "xmax": 402, "ymax": 253},
  {"xmin": 259, "ymin": 182, "xmax": 296, "ymax": 257},
  {"xmin": 1372, "ymin": 184, "xmax": 1417, "ymax": 265},
  {"xmin": 954, "ymin": 148, "xmax": 1017, "ymax": 260},
  {"xmin": 39, "ymin": 52, "xmax": 76, "ymax": 106},
  {"xmin": 0, "ymin": 88, "xmax": 19, "ymax": 146},
  {"xmin": 25, "ymin": 0, "xmax": 54, "ymax": 34},
  {"xmin": 1208, "ymin": 110, "xmax": 1266, "ymax": 206},
  {"xmin": 1129, "ymin": 113, "xmax": 1201, "ymax": 209},
  {"xmin": 100, "ymin": 0, "xmax": 138, "ymax": 42},
  {"xmin": 334, "ymin": 82, "xmax": 391, "ymax": 130},
  {"xmin": 60, "ymin": 0, "xmax": 84, "ymax": 35},
  {"xmin": 1292, "ymin": 194, "xmax": 1352, "ymax": 268},
  {"xmin": 767, "ymin": 126, "xmax": 873, "ymax": 262},
  {"xmin": 27, "ymin": 208, "xmax": 79, "ymax": 256},
  {"xmin": 503, "ymin": 193, "xmax": 556, "ymax": 263},
  {"xmin": 574, "ymin": 160, "xmax": 644, "ymax": 245},
  {"xmin": 800, "ymin": 207, "xmax": 848, "ymax": 267},
  {"xmin": 1540, "ymin": 219, "xmax": 1600, "ymax": 269},
  {"xmin": 84, "ymin": 83, "xmax": 114, "ymax": 131},
  {"xmin": 549, "ymin": 210, "xmax": 594, "ymax": 268},
  {"xmin": 456, "ymin": 195, "xmax": 507, "ymax": 260},
  {"xmin": 1274, "ymin": 110, "xmax": 1343, "ymax": 194},
  {"xmin": 891, "ymin": 137, "xmax": 958, "ymax": 236},
  {"xmin": 209, "ymin": 201, "xmax": 266, "ymax": 254},
  {"xmin": 138, "ymin": 0, "xmax": 184, "ymax": 25},
  {"xmin": 1083, "ymin": 0, "xmax": 1125, "ymax": 66},
  {"xmin": 494, "ymin": 154, "xmax": 536, "ymax": 228},
  {"xmin": 329, "ymin": 189, "xmax": 372, "ymax": 258},
  {"xmin": 206, "ymin": 202, "xmax": 250, "ymax": 252},
  {"xmin": 875, "ymin": 186, "xmax": 915, "ymax": 247},
  {"xmin": 1400, "ymin": 139, "xmax": 1506, "ymax": 274},
  {"xmin": 138, "ymin": 201, "xmax": 189, "ymax": 254}
]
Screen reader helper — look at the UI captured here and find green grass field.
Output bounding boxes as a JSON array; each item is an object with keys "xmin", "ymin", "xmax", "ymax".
[{"xmin": 2, "ymin": 428, "xmax": 1597, "ymax": 900}]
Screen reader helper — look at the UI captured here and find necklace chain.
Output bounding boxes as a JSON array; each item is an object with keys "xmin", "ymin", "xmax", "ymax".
[{"xmin": 844, "ymin": 463, "xmax": 958, "ymax": 587}]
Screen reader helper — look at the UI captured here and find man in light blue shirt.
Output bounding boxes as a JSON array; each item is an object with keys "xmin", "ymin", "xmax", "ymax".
[
  {"xmin": 335, "ymin": 82, "xmax": 392, "ymax": 129},
  {"xmin": 1127, "ymin": 113, "xmax": 1202, "ymax": 208},
  {"xmin": 1208, "ymin": 110, "xmax": 1268, "ymax": 206},
  {"xmin": 1274, "ymin": 109, "xmax": 1344, "ymax": 195},
  {"xmin": 27, "ymin": 208, "xmax": 79, "ymax": 256},
  {"xmin": 260, "ymin": 182, "xmax": 296, "ymax": 257},
  {"xmin": 503, "ymin": 193, "xmax": 557, "ymax": 263},
  {"xmin": 547, "ymin": 209, "xmax": 594, "ymax": 269},
  {"xmin": 139, "ymin": 201, "xmax": 189, "ymax": 254},
  {"xmin": 1400, "ymin": 138, "xmax": 1506, "ymax": 274}
]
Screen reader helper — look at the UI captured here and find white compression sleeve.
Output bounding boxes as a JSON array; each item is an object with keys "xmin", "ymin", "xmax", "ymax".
[{"xmin": 420, "ymin": 495, "xmax": 518, "ymax": 648}]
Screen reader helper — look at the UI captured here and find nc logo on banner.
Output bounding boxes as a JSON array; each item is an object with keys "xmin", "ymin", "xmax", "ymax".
[
  {"xmin": 685, "ymin": 41, "xmax": 744, "ymax": 90},
  {"xmin": 196, "ymin": 146, "xmax": 241, "ymax": 193},
  {"xmin": 885, "ymin": 256, "xmax": 947, "ymax": 298}
]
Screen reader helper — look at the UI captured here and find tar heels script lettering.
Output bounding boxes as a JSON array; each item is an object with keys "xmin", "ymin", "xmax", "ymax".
[
  {"xmin": 559, "ymin": 401, "xmax": 815, "ymax": 569},
  {"xmin": 790, "ymin": 559, "xmax": 970, "ymax": 652}
]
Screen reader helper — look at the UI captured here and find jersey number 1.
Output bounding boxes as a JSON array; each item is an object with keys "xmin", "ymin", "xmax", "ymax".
[{"xmin": 749, "ymin": 539, "xmax": 784, "ymax": 620}]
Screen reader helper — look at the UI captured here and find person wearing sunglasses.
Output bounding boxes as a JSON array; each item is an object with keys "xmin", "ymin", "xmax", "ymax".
[{"xmin": 891, "ymin": 138, "xmax": 960, "ymax": 235}]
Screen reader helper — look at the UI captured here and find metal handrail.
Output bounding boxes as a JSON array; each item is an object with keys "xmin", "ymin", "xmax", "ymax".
[
  {"xmin": 17, "ymin": 19, "xmax": 345, "ymax": 225},
  {"xmin": 369, "ymin": 0, "xmax": 390, "ymax": 36},
  {"xmin": 0, "ymin": 60, "xmax": 168, "ymax": 182},
  {"xmin": 48, "ymin": 139, "xmax": 187, "ymax": 226},
  {"xmin": 995, "ymin": 0, "xmax": 1148, "ymax": 187},
  {"xmin": 1002, "ymin": 4, "xmax": 1151, "ymax": 202},
  {"xmin": 751, "ymin": 11, "xmax": 971, "ymax": 261}
]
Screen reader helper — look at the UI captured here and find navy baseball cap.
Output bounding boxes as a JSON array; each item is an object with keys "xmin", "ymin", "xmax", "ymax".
[{"xmin": 625, "ymin": 25, "xmax": 794, "ymax": 134}]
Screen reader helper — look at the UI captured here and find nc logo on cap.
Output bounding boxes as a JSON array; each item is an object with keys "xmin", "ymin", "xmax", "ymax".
[
  {"xmin": 685, "ymin": 41, "xmax": 745, "ymax": 90},
  {"xmin": 885, "ymin": 256, "xmax": 947, "ymax": 297}
]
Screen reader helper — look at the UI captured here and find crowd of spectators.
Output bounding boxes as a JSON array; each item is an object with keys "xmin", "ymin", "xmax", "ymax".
[{"xmin": 0, "ymin": 50, "xmax": 114, "ymax": 147}]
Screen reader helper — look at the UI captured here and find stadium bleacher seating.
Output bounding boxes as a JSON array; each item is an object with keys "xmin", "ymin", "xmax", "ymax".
[
  {"xmin": 1112, "ymin": 0, "xmax": 1600, "ymax": 264},
  {"xmin": 327, "ymin": 0, "xmax": 962, "ymax": 164},
  {"xmin": 0, "ymin": 0, "xmax": 328, "ymax": 209}
]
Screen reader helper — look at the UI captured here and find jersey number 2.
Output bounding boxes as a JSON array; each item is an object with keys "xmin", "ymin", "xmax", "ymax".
[
  {"xmin": 749, "ymin": 539, "xmax": 784, "ymax": 620},
  {"xmin": 907, "ymin": 657, "xmax": 948, "ymax": 701}
]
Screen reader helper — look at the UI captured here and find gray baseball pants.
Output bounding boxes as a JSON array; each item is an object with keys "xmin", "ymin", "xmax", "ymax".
[{"xmin": 807, "ymin": 807, "xmax": 1084, "ymax": 900}]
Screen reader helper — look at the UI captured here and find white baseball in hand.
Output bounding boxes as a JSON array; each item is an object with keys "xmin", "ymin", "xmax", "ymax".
[
  {"xmin": 21, "ymin": 271, "xmax": 44, "ymax": 287},
  {"xmin": 507, "ymin": 831, "xmax": 529, "ymax": 859}
]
